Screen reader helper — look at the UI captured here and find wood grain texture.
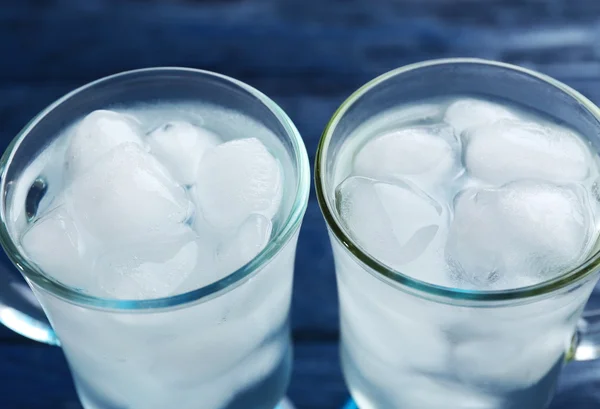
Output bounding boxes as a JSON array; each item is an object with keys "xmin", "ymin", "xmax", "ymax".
[{"xmin": 3, "ymin": 0, "xmax": 600, "ymax": 83}]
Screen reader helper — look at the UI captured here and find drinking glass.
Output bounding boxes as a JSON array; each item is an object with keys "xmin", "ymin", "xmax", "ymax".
[
  {"xmin": 0, "ymin": 68, "xmax": 310, "ymax": 409},
  {"xmin": 315, "ymin": 58, "xmax": 600, "ymax": 409}
]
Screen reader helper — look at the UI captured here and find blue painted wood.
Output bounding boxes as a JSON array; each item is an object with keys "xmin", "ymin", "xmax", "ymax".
[{"xmin": 3, "ymin": 1, "xmax": 600, "ymax": 83}]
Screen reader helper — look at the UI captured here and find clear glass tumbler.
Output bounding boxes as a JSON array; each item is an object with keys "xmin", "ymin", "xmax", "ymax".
[
  {"xmin": 0, "ymin": 68, "xmax": 310, "ymax": 409},
  {"xmin": 315, "ymin": 59, "xmax": 600, "ymax": 409}
]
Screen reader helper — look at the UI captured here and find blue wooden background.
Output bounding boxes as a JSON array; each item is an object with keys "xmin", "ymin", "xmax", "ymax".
[{"xmin": 3, "ymin": 0, "xmax": 600, "ymax": 407}]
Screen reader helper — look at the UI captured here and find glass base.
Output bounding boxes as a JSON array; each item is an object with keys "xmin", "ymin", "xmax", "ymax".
[
  {"xmin": 342, "ymin": 398, "xmax": 358, "ymax": 409},
  {"xmin": 277, "ymin": 397, "xmax": 295, "ymax": 409}
]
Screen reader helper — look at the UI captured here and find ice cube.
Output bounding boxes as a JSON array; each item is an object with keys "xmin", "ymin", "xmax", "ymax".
[
  {"xmin": 219, "ymin": 227, "xmax": 293, "ymax": 326},
  {"xmin": 453, "ymin": 327, "xmax": 571, "ymax": 390},
  {"xmin": 344, "ymin": 335, "xmax": 496, "ymax": 409},
  {"xmin": 339, "ymin": 281, "xmax": 450, "ymax": 372},
  {"xmin": 446, "ymin": 181, "xmax": 594, "ymax": 289},
  {"xmin": 400, "ymin": 226, "xmax": 452, "ymax": 287},
  {"xmin": 20, "ymin": 206, "xmax": 88, "ymax": 287},
  {"xmin": 147, "ymin": 301, "xmax": 277, "ymax": 387},
  {"xmin": 174, "ymin": 231, "xmax": 220, "ymax": 294},
  {"xmin": 95, "ymin": 228, "xmax": 208, "ymax": 299},
  {"xmin": 390, "ymin": 374, "xmax": 501, "ymax": 408},
  {"xmin": 65, "ymin": 110, "xmax": 144, "ymax": 177},
  {"xmin": 147, "ymin": 121, "xmax": 221, "ymax": 186},
  {"xmin": 464, "ymin": 119, "xmax": 591, "ymax": 185},
  {"xmin": 353, "ymin": 126, "xmax": 458, "ymax": 190},
  {"xmin": 142, "ymin": 340, "xmax": 283, "ymax": 409},
  {"xmin": 444, "ymin": 98, "xmax": 519, "ymax": 135},
  {"xmin": 336, "ymin": 176, "xmax": 446, "ymax": 274},
  {"xmin": 67, "ymin": 143, "xmax": 191, "ymax": 243},
  {"xmin": 452, "ymin": 321, "xmax": 573, "ymax": 390},
  {"xmin": 228, "ymin": 339, "xmax": 287, "ymax": 394},
  {"xmin": 216, "ymin": 214, "xmax": 272, "ymax": 275},
  {"xmin": 194, "ymin": 138, "xmax": 282, "ymax": 230}
]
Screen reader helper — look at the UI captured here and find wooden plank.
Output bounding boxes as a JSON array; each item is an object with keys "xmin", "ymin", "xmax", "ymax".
[
  {"xmin": 0, "ymin": 344, "xmax": 80, "ymax": 408},
  {"xmin": 1, "ymin": 341, "xmax": 600, "ymax": 408},
  {"xmin": 6, "ymin": 0, "xmax": 600, "ymax": 26},
  {"xmin": 3, "ymin": 1, "xmax": 600, "ymax": 82}
]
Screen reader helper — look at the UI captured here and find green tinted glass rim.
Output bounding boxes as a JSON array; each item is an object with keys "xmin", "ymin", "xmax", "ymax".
[
  {"xmin": 0, "ymin": 67, "xmax": 311, "ymax": 311},
  {"xmin": 315, "ymin": 58, "xmax": 600, "ymax": 302}
]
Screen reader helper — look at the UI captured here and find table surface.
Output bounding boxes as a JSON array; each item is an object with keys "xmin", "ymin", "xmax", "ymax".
[{"xmin": 4, "ymin": 0, "xmax": 600, "ymax": 408}]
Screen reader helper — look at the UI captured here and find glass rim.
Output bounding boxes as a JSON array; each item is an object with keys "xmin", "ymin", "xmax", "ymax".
[
  {"xmin": 315, "ymin": 57, "xmax": 600, "ymax": 302},
  {"xmin": 0, "ymin": 67, "xmax": 311, "ymax": 311}
]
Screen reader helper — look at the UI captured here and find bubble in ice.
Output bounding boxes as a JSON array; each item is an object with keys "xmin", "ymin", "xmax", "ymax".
[
  {"xmin": 67, "ymin": 143, "xmax": 191, "ymax": 243},
  {"xmin": 95, "ymin": 228, "xmax": 204, "ymax": 299},
  {"xmin": 147, "ymin": 121, "xmax": 221, "ymax": 186},
  {"xmin": 65, "ymin": 110, "xmax": 144, "ymax": 177},
  {"xmin": 194, "ymin": 138, "xmax": 282, "ymax": 230},
  {"xmin": 21, "ymin": 206, "xmax": 88, "ymax": 287},
  {"xmin": 446, "ymin": 181, "xmax": 594, "ymax": 289},
  {"xmin": 464, "ymin": 119, "xmax": 591, "ymax": 185},
  {"xmin": 216, "ymin": 214, "xmax": 272, "ymax": 274},
  {"xmin": 353, "ymin": 126, "xmax": 458, "ymax": 190},
  {"xmin": 444, "ymin": 98, "xmax": 518, "ymax": 135},
  {"xmin": 336, "ymin": 176, "xmax": 446, "ymax": 273}
]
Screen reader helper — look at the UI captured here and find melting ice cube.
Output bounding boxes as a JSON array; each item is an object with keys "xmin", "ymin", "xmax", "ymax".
[
  {"xmin": 21, "ymin": 206, "xmax": 88, "ymax": 287},
  {"xmin": 147, "ymin": 121, "xmax": 221, "ymax": 186},
  {"xmin": 65, "ymin": 110, "xmax": 144, "ymax": 177},
  {"xmin": 446, "ymin": 181, "xmax": 595, "ymax": 289},
  {"xmin": 353, "ymin": 126, "xmax": 458, "ymax": 191},
  {"xmin": 453, "ymin": 327, "xmax": 571, "ymax": 390},
  {"xmin": 66, "ymin": 143, "xmax": 191, "ymax": 243},
  {"xmin": 336, "ymin": 176, "xmax": 446, "ymax": 275},
  {"xmin": 95, "ymin": 228, "xmax": 210, "ymax": 299},
  {"xmin": 463, "ymin": 119, "xmax": 591, "ymax": 185},
  {"xmin": 194, "ymin": 138, "xmax": 282, "ymax": 230},
  {"xmin": 444, "ymin": 97, "xmax": 518, "ymax": 135},
  {"xmin": 216, "ymin": 214, "xmax": 272, "ymax": 274}
]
